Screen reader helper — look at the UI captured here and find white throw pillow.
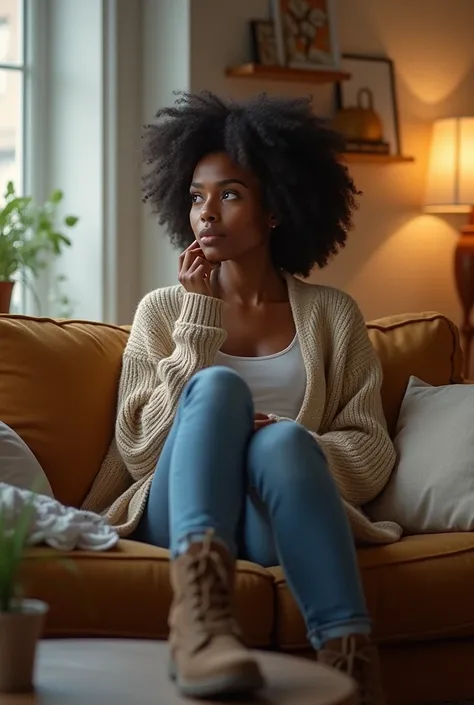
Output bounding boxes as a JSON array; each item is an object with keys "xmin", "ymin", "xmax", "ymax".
[
  {"xmin": 0, "ymin": 421, "xmax": 54, "ymax": 498},
  {"xmin": 367, "ymin": 376, "xmax": 474, "ymax": 534}
]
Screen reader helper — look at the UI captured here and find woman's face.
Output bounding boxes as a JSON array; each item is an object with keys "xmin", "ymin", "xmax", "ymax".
[{"xmin": 189, "ymin": 151, "xmax": 272, "ymax": 263}]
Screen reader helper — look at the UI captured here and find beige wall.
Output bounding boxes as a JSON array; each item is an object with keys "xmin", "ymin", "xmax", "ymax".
[
  {"xmin": 183, "ymin": 0, "xmax": 474, "ymax": 327},
  {"xmin": 325, "ymin": 0, "xmax": 474, "ymax": 324}
]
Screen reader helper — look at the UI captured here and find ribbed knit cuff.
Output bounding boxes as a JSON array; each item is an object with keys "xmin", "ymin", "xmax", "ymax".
[{"xmin": 178, "ymin": 293, "xmax": 223, "ymax": 328}]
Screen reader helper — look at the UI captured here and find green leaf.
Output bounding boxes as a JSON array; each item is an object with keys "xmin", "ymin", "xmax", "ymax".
[
  {"xmin": 0, "ymin": 181, "xmax": 77, "ymax": 282},
  {"xmin": 0, "ymin": 487, "xmax": 36, "ymax": 611},
  {"xmin": 49, "ymin": 189, "xmax": 63, "ymax": 204},
  {"xmin": 64, "ymin": 215, "xmax": 78, "ymax": 228},
  {"xmin": 55, "ymin": 233, "xmax": 72, "ymax": 247},
  {"xmin": 38, "ymin": 213, "xmax": 51, "ymax": 228}
]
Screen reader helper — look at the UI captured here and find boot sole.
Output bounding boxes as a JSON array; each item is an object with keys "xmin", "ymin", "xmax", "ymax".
[{"xmin": 169, "ymin": 657, "xmax": 265, "ymax": 699}]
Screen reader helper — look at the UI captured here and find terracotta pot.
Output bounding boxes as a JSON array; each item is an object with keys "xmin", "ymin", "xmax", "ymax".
[
  {"xmin": 0, "ymin": 599, "xmax": 48, "ymax": 693},
  {"xmin": 0, "ymin": 280, "xmax": 15, "ymax": 313}
]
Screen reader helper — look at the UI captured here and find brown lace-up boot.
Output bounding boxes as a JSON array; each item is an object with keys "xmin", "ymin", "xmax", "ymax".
[
  {"xmin": 318, "ymin": 634, "xmax": 386, "ymax": 705},
  {"xmin": 168, "ymin": 531, "xmax": 265, "ymax": 698}
]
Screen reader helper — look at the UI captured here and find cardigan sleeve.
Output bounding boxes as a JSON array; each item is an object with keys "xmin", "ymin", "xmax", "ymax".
[
  {"xmin": 313, "ymin": 300, "xmax": 396, "ymax": 506},
  {"xmin": 115, "ymin": 289, "xmax": 227, "ymax": 481},
  {"xmin": 313, "ymin": 354, "xmax": 396, "ymax": 507}
]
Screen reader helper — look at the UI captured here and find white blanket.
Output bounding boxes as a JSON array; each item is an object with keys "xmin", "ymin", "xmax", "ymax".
[{"xmin": 0, "ymin": 483, "xmax": 119, "ymax": 551}]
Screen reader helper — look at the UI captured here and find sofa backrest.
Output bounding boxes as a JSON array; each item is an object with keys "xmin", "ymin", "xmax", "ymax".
[
  {"xmin": 0, "ymin": 310, "xmax": 464, "ymax": 507},
  {"xmin": 367, "ymin": 311, "xmax": 463, "ymax": 436},
  {"xmin": 0, "ymin": 315, "xmax": 128, "ymax": 507}
]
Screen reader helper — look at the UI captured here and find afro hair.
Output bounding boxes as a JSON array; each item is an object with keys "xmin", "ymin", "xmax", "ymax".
[{"xmin": 142, "ymin": 91, "xmax": 359, "ymax": 277}]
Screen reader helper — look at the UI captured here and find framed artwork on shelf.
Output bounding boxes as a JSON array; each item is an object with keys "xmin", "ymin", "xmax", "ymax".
[
  {"xmin": 271, "ymin": 0, "xmax": 340, "ymax": 71},
  {"xmin": 250, "ymin": 20, "xmax": 279, "ymax": 66},
  {"xmin": 335, "ymin": 54, "xmax": 402, "ymax": 156}
]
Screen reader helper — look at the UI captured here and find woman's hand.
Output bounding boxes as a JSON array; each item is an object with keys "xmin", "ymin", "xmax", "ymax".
[
  {"xmin": 254, "ymin": 413, "xmax": 276, "ymax": 432},
  {"xmin": 178, "ymin": 241, "xmax": 219, "ymax": 297}
]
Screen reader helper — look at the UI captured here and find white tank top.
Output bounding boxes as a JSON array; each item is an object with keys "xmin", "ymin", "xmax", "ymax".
[{"xmin": 214, "ymin": 335, "xmax": 306, "ymax": 420}]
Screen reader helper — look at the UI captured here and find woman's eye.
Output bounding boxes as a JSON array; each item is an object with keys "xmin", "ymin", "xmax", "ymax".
[
  {"xmin": 191, "ymin": 193, "xmax": 203, "ymax": 203},
  {"xmin": 222, "ymin": 190, "xmax": 238, "ymax": 201}
]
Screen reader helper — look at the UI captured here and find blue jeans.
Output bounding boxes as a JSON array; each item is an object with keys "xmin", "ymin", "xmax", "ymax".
[{"xmin": 133, "ymin": 366, "xmax": 371, "ymax": 648}]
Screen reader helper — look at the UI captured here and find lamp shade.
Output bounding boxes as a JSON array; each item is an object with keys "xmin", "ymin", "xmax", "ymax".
[{"xmin": 424, "ymin": 117, "xmax": 474, "ymax": 214}]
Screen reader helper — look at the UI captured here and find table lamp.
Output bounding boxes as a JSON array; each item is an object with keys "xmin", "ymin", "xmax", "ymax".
[{"xmin": 424, "ymin": 117, "xmax": 474, "ymax": 377}]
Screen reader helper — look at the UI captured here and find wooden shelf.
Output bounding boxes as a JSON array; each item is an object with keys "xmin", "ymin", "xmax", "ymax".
[
  {"xmin": 342, "ymin": 153, "xmax": 415, "ymax": 164},
  {"xmin": 225, "ymin": 64, "xmax": 413, "ymax": 165},
  {"xmin": 225, "ymin": 63, "xmax": 350, "ymax": 85}
]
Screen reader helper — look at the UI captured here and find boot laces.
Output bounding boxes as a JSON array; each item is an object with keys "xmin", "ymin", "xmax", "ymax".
[
  {"xmin": 322, "ymin": 636, "xmax": 378, "ymax": 705},
  {"xmin": 186, "ymin": 532, "xmax": 236, "ymax": 635}
]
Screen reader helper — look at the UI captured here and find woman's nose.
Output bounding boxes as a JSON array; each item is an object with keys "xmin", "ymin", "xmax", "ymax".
[
  {"xmin": 200, "ymin": 203, "xmax": 220, "ymax": 222},
  {"xmin": 201, "ymin": 211, "xmax": 217, "ymax": 222}
]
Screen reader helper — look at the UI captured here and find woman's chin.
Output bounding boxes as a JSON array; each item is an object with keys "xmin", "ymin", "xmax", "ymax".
[{"xmin": 203, "ymin": 251, "xmax": 225, "ymax": 264}]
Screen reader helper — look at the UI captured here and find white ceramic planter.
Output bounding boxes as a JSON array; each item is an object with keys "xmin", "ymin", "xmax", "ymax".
[{"xmin": 0, "ymin": 598, "xmax": 49, "ymax": 693}]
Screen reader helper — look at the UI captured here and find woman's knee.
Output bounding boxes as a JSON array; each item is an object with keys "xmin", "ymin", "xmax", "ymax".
[
  {"xmin": 250, "ymin": 420, "xmax": 313, "ymax": 458},
  {"xmin": 248, "ymin": 420, "xmax": 329, "ymax": 488},
  {"xmin": 186, "ymin": 366, "xmax": 251, "ymax": 403}
]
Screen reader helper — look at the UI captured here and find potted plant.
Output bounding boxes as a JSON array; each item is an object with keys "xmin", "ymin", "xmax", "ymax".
[
  {"xmin": 0, "ymin": 491, "xmax": 48, "ymax": 694},
  {"xmin": 0, "ymin": 181, "xmax": 79, "ymax": 314}
]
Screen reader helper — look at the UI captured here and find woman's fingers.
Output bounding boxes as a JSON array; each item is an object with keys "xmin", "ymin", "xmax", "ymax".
[
  {"xmin": 187, "ymin": 256, "xmax": 208, "ymax": 274},
  {"xmin": 181, "ymin": 250, "xmax": 207, "ymax": 278},
  {"xmin": 178, "ymin": 241, "xmax": 218, "ymax": 297},
  {"xmin": 179, "ymin": 240, "xmax": 203, "ymax": 267},
  {"xmin": 254, "ymin": 417, "xmax": 276, "ymax": 431}
]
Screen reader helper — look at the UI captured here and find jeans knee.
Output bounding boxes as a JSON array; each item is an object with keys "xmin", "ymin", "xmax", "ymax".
[
  {"xmin": 249, "ymin": 421, "xmax": 329, "ymax": 488},
  {"xmin": 270, "ymin": 420, "xmax": 311, "ymax": 445},
  {"xmin": 186, "ymin": 366, "xmax": 252, "ymax": 406},
  {"xmin": 251, "ymin": 420, "xmax": 309, "ymax": 455}
]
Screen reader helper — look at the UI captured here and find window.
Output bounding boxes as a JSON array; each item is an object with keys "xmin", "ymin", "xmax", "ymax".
[
  {"xmin": 0, "ymin": 0, "xmax": 25, "ymax": 312},
  {"xmin": 0, "ymin": 1, "xmax": 23, "ymax": 194}
]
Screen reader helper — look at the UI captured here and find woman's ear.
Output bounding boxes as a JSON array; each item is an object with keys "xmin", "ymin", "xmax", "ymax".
[{"xmin": 269, "ymin": 215, "xmax": 279, "ymax": 229}]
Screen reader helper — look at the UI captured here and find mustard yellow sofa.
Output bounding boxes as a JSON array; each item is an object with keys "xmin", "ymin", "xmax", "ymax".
[{"xmin": 1, "ymin": 310, "xmax": 473, "ymax": 705}]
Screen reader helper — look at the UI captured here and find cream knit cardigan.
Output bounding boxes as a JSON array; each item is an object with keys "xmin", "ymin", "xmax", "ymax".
[{"xmin": 82, "ymin": 274, "xmax": 402, "ymax": 546}]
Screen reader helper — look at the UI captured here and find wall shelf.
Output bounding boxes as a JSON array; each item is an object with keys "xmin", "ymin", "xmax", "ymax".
[
  {"xmin": 225, "ymin": 63, "xmax": 350, "ymax": 85},
  {"xmin": 225, "ymin": 65, "xmax": 413, "ymax": 165},
  {"xmin": 342, "ymin": 153, "xmax": 414, "ymax": 164}
]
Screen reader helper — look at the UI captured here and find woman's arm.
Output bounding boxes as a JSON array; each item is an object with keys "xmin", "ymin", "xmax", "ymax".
[{"xmin": 116, "ymin": 288, "xmax": 226, "ymax": 481}]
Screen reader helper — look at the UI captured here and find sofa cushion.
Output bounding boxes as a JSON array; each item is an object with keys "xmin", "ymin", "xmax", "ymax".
[
  {"xmin": 0, "ymin": 420, "xmax": 53, "ymax": 497},
  {"xmin": 0, "ymin": 315, "xmax": 128, "ymax": 507},
  {"xmin": 368, "ymin": 376, "xmax": 474, "ymax": 534},
  {"xmin": 269, "ymin": 533, "xmax": 474, "ymax": 650},
  {"xmin": 366, "ymin": 312, "xmax": 463, "ymax": 436},
  {"xmin": 20, "ymin": 540, "xmax": 275, "ymax": 647}
]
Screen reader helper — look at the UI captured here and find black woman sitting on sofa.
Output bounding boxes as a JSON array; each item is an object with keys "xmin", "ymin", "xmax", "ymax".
[{"xmin": 96, "ymin": 91, "xmax": 399, "ymax": 703}]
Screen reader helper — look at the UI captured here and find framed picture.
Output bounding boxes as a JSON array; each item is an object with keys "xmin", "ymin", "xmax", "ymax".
[
  {"xmin": 250, "ymin": 20, "xmax": 279, "ymax": 66},
  {"xmin": 271, "ymin": 0, "xmax": 340, "ymax": 71},
  {"xmin": 335, "ymin": 54, "xmax": 402, "ymax": 155}
]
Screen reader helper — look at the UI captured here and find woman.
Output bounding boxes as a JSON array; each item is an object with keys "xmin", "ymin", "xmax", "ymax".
[{"xmin": 83, "ymin": 92, "xmax": 402, "ymax": 702}]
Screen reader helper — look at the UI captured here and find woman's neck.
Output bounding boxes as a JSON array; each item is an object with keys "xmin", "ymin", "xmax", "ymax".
[{"xmin": 217, "ymin": 251, "xmax": 288, "ymax": 306}]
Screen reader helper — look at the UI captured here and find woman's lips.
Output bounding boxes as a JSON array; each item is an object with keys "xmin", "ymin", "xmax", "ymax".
[{"xmin": 200, "ymin": 232, "xmax": 224, "ymax": 245}]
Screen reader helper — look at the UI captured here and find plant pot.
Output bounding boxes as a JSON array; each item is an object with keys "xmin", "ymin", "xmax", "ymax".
[
  {"xmin": 0, "ymin": 599, "xmax": 48, "ymax": 693},
  {"xmin": 0, "ymin": 280, "xmax": 15, "ymax": 313}
]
